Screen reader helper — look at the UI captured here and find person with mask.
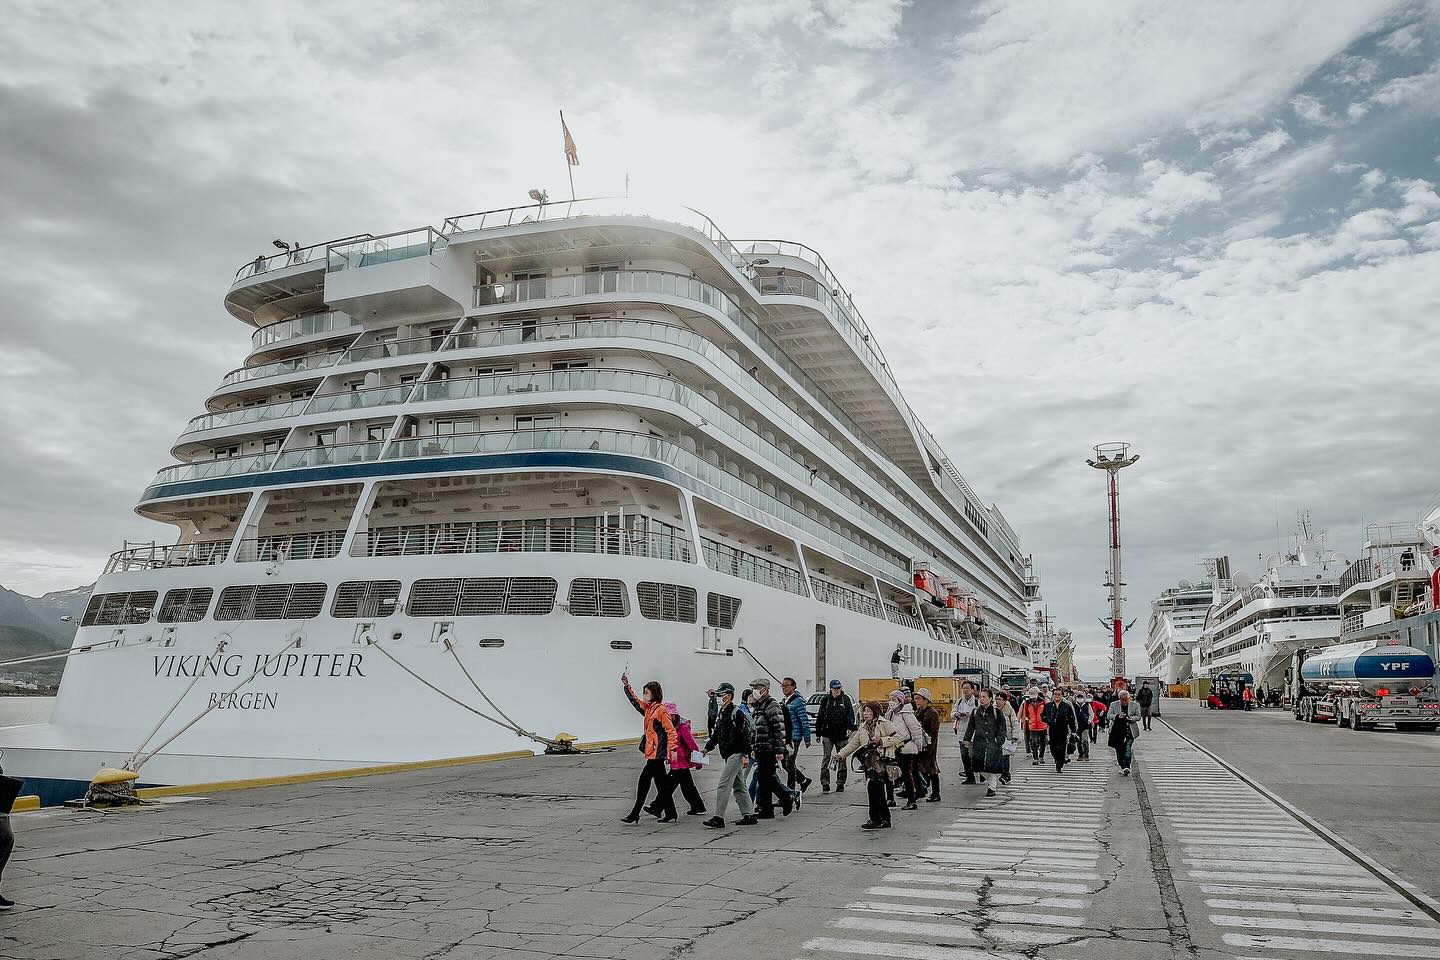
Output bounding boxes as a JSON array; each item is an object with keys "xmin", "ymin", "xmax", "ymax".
[
  {"xmin": 1041, "ymin": 688, "xmax": 1078, "ymax": 773},
  {"xmin": 749, "ymin": 678, "xmax": 794, "ymax": 818},
  {"xmin": 780, "ymin": 677, "xmax": 813, "ymax": 794},
  {"xmin": 886, "ymin": 689, "xmax": 927, "ymax": 811},
  {"xmin": 1020, "ymin": 691, "xmax": 1048, "ymax": 765},
  {"xmin": 816, "ymin": 679, "xmax": 857, "ymax": 793},
  {"xmin": 620, "ymin": 673, "xmax": 678, "ymax": 823},
  {"xmin": 1069, "ymin": 689, "xmax": 1091, "ymax": 761},
  {"xmin": 913, "ymin": 688, "xmax": 942, "ymax": 802},
  {"xmin": 963, "ymin": 689, "xmax": 1009, "ymax": 798},
  {"xmin": 702, "ymin": 683, "xmax": 757, "ymax": 829},
  {"xmin": 1107, "ymin": 688, "xmax": 1142, "ymax": 775},
  {"xmin": 1138, "ymin": 682, "xmax": 1155, "ymax": 729},
  {"xmin": 836, "ymin": 701, "xmax": 908, "ymax": 829},
  {"xmin": 952, "ymin": 680, "xmax": 981, "ymax": 785},
  {"xmin": 995, "ymin": 689, "xmax": 1020, "ymax": 785}
]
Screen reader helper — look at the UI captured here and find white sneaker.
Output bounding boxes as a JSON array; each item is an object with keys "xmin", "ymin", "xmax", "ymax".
[{"xmin": 1121, "ymin": 768, "xmax": 1131, "ymax": 777}]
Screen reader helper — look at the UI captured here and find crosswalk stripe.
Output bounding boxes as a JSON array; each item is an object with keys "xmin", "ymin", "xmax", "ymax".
[
  {"xmin": 938, "ymin": 831, "xmax": 1101, "ymax": 847},
  {"xmin": 1211, "ymin": 914, "xmax": 1440, "ymax": 940},
  {"xmin": 1182, "ymin": 858, "xmax": 1358, "ymax": 876},
  {"xmin": 800, "ymin": 937, "xmax": 1024, "ymax": 959},
  {"xmin": 923, "ymin": 849, "xmax": 1095, "ymax": 868},
  {"xmin": 925, "ymin": 840, "xmax": 1100, "ymax": 857},
  {"xmin": 865, "ymin": 886, "xmax": 1088, "ymax": 909},
  {"xmin": 1197, "ymin": 883, "xmax": 1406, "ymax": 903},
  {"xmin": 1186, "ymin": 869, "xmax": 1384, "ymax": 887},
  {"xmin": 831, "ymin": 915, "xmax": 1078, "ymax": 946},
  {"xmin": 1205, "ymin": 898, "xmax": 1427, "ymax": 921},
  {"xmin": 1221, "ymin": 933, "xmax": 1440, "ymax": 957},
  {"xmin": 912, "ymin": 859, "xmax": 1102, "ymax": 881},
  {"xmin": 849, "ymin": 900, "xmax": 1089, "ymax": 925},
  {"xmin": 889, "ymin": 869, "xmax": 1091, "ymax": 894}
]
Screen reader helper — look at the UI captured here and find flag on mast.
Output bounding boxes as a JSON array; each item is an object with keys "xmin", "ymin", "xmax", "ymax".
[{"xmin": 561, "ymin": 111, "xmax": 579, "ymax": 166}]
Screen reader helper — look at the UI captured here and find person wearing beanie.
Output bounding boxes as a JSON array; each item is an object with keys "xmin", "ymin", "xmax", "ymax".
[
  {"xmin": 702, "ymin": 683, "xmax": 757, "ymax": 828},
  {"xmin": 816, "ymin": 679, "xmax": 857, "ymax": 793}
]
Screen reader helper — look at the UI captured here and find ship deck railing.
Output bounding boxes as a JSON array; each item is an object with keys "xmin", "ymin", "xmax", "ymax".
[{"xmin": 104, "ymin": 539, "xmax": 232, "ymax": 574}]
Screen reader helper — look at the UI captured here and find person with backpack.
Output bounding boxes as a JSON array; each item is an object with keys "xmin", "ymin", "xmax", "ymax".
[
  {"xmin": 835, "ymin": 700, "xmax": 908, "ymax": 829},
  {"xmin": 816, "ymin": 679, "xmax": 857, "ymax": 793},
  {"xmin": 1040, "ymin": 687, "xmax": 1078, "ymax": 773},
  {"xmin": 702, "ymin": 683, "xmax": 758, "ymax": 828},
  {"xmin": 620, "ymin": 673, "xmax": 678, "ymax": 824},
  {"xmin": 886, "ymin": 689, "xmax": 926, "ymax": 811}
]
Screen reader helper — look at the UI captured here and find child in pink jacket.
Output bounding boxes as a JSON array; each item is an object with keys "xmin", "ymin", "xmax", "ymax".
[{"xmin": 666, "ymin": 704, "xmax": 707, "ymax": 816}]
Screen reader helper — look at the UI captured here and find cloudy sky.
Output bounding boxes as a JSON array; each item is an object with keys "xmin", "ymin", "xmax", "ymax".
[{"xmin": 2, "ymin": 0, "xmax": 1439, "ymax": 675}]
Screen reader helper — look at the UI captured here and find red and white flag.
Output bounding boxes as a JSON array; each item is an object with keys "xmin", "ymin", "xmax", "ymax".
[{"xmin": 561, "ymin": 111, "xmax": 579, "ymax": 166}]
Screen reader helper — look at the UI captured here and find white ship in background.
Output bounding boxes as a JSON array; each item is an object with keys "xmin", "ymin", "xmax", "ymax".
[
  {"xmin": 1145, "ymin": 570, "xmax": 1215, "ymax": 684},
  {"xmin": 1194, "ymin": 516, "xmax": 1346, "ymax": 689},
  {"xmin": 0, "ymin": 199, "xmax": 1039, "ymax": 803}
]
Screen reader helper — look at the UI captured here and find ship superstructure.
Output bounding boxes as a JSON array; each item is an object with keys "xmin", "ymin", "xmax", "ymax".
[
  {"xmin": 2, "ymin": 199, "xmax": 1038, "ymax": 800},
  {"xmin": 1195, "ymin": 518, "xmax": 1346, "ymax": 689},
  {"xmin": 1145, "ymin": 574, "xmax": 1214, "ymax": 684}
]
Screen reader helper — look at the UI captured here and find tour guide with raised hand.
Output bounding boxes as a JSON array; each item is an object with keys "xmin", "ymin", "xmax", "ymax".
[
  {"xmin": 836, "ymin": 700, "xmax": 908, "ymax": 829},
  {"xmin": 816, "ymin": 679, "xmax": 857, "ymax": 793},
  {"xmin": 701, "ymin": 682, "xmax": 757, "ymax": 829},
  {"xmin": 620, "ymin": 673, "xmax": 678, "ymax": 824},
  {"xmin": 748, "ymin": 678, "xmax": 794, "ymax": 818}
]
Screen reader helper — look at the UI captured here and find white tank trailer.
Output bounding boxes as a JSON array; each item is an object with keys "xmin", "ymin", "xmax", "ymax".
[{"xmin": 1291, "ymin": 639, "xmax": 1440, "ymax": 731}]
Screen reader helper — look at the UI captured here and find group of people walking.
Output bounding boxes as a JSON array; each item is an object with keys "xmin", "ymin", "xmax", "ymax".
[{"xmin": 620, "ymin": 672, "xmax": 1147, "ymax": 831}]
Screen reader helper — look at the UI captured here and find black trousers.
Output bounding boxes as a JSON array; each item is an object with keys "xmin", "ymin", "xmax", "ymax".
[
  {"xmin": 896, "ymin": 754, "xmax": 919, "ymax": 802},
  {"xmin": 0, "ymin": 815, "xmax": 11, "ymax": 886},
  {"xmin": 960, "ymin": 743, "xmax": 975, "ymax": 781},
  {"xmin": 754, "ymin": 751, "xmax": 790, "ymax": 815},
  {"xmin": 1049, "ymin": 733, "xmax": 1069, "ymax": 771},
  {"xmin": 630, "ymin": 759, "xmax": 674, "ymax": 819},
  {"xmin": 866, "ymin": 772, "xmax": 891, "ymax": 824},
  {"xmin": 670, "ymin": 769, "xmax": 705, "ymax": 813},
  {"xmin": 1026, "ymin": 729, "xmax": 1047, "ymax": 760}
]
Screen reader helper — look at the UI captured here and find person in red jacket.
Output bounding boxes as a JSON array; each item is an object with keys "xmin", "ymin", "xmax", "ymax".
[
  {"xmin": 1020, "ymin": 693, "xmax": 1048, "ymax": 765},
  {"xmin": 621, "ymin": 673, "xmax": 678, "ymax": 823}
]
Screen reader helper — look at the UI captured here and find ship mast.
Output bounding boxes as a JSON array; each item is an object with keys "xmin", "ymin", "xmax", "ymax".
[{"xmin": 1087, "ymin": 442, "xmax": 1140, "ymax": 683}]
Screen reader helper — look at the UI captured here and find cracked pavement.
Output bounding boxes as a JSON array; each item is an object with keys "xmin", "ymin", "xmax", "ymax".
[{"xmin": 2, "ymin": 700, "xmax": 1435, "ymax": 958}]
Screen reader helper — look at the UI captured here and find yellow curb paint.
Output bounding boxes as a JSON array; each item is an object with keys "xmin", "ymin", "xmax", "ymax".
[
  {"xmin": 12, "ymin": 796, "xmax": 39, "ymax": 813},
  {"xmin": 134, "ymin": 749, "xmax": 534, "ymax": 800},
  {"xmin": 573, "ymin": 737, "xmax": 641, "ymax": 750}
]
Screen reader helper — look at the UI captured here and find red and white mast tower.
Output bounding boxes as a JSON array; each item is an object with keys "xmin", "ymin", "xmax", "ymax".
[{"xmin": 1087, "ymin": 442, "xmax": 1140, "ymax": 683}]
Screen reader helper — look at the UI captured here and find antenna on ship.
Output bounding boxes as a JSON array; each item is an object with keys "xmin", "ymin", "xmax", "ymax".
[{"xmin": 1087, "ymin": 442, "xmax": 1140, "ymax": 685}]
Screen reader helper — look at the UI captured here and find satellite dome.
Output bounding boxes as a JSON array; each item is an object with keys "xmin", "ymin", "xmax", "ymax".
[
  {"xmin": 1233, "ymin": 572, "xmax": 1253, "ymax": 590},
  {"xmin": 1177, "ymin": 579, "xmax": 1192, "ymax": 590}
]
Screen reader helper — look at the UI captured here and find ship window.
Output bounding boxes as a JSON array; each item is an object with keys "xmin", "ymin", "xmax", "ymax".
[
  {"xmin": 406, "ymin": 577, "xmax": 557, "ymax": 617},
  {"xmin": 214, "ymin": 583, "xmax": 326, "ymax": 621},
  {"xmin": 81, "ymin": 591, "xmax": 159, "ymax": 627},
  {"xmin": 706, "ymin": 593, "xmax": 742, "ymax": 629},
  {"xmin": 158, "ymin": 588, "xmax": 214, "ymax": 623},
  {"xmin": 637, "ymin": 582, "xmax": 697, "ymax": 623},
  {"xmin": 569, "ymin": 578, "xmax": 629, "ymax": 618},
  {"xmin": 331, "ymin": 580, "xmax": 401, "ymax": 618}
]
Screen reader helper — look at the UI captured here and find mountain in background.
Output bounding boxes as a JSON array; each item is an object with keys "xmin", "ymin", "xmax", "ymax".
[{"xmin": 0, "ymin": 583, "xmax": 92, "ymax": 680}]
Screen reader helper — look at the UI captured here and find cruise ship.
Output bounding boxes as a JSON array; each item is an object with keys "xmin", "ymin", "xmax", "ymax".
[
  {"xmin": 1194, "ymin": 519, "xmax": 1346, "ymax": 690},
  {"xmin": 1145, "ymin": 573, "xmax": 1215, "ymax": 684},
  {"xmin": 2, "ymin": 199, "xmax": 1038, "ymax": 802}
]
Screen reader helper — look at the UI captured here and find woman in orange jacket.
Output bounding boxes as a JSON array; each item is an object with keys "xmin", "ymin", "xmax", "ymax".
[{"xmin": 621, "ymin": 672, "xmax": 678, "ymax": 823}]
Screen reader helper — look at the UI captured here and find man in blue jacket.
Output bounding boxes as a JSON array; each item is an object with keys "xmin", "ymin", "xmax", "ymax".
[{"xmin": 780, "ymin": 676, "xmax": 813, "ymax": 794}]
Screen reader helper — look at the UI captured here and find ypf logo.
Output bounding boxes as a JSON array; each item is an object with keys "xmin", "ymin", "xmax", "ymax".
[{"xmin": 1380, "ymin": 662, "xmax": 1408, "ymax": 671}]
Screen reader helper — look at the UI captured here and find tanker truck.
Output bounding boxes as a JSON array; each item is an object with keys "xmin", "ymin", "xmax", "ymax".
[{"xmin": 1290, "ymin": 639, "xmax": 1440, "ymax": 732}]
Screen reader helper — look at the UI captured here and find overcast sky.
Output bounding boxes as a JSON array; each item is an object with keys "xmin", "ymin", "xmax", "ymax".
[{"xmin": 2, "ymin": 1, "xmax": 1439, "ymax": 676}]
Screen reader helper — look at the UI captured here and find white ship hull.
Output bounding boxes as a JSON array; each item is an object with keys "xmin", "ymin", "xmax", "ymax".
[{"xmin": 3, "ymin": 552, "xmax": 1024, "ymax": 797}]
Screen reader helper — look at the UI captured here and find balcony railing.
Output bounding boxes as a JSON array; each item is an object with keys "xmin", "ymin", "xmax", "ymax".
[
  {"xmin": 306, "ymin": 384, "xmax": 414, "ymax": 415},
  {"xmin": 182, "ymin": 399, "xmax": 310, "ymax": 436},
  {"xmin": 342, "ymin": 335, "xmax": 448, "ymax": 363},
  {"xmin": 234, "ymin": 237, "xmax": 369, "ymax": 281},
  {"xmin": 353, "ymin": 515, "xmax": 692, "ymax": 562},
  {"xmin": 219, "ymin": 348, "xmax": 344, "ymax": 387},
  {"xmin": 1340, "ymin": 555, "xmax": 1427, "ymax": 594},
  {"xmin": 152, "ymin": 453, "xmax": 276, "ymax": 486},
  {"xmin": 104, "ymin": 539, "xmax": 232, "ymax": 574},
  {"xmin": 251, "ymin": 311, "xmax": 361, "ymax": 351},
  {"xmin": 381, "ymin": 427, "xmax": 911, "ymax": 584},
  {"xmin": 327, "ymin": 228, "xmax": 446, "ymax": 272},
  {"xmin": 234, "ymin": 529, "xmax": 347, "ymax": 563},
  {"xmin": 701, "ymin": 537, "xmax": 808, "ymax": 596},
  {"xmin": 272, "ymin": 440, "xmax": 385, "ymax": 471}
]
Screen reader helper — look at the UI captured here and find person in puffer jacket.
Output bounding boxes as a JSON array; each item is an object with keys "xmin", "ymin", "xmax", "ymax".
[
  {"xmin": 886, "ymin": 690, "xmax": 926, "ymax": 811},
  {"xmin": 665, "ymin": 704, "xmax": 707, "ymax": 817},
  {"xmin": 748, "ymin": 678, "xmax": 794, "ymax": 818}
]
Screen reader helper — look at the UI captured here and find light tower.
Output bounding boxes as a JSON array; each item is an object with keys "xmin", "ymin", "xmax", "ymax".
[{"xmin": 1086, "ymin": 442, "xmax": 1140, "ymax": 683}]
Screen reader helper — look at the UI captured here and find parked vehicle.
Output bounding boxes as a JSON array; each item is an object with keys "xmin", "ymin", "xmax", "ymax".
[{"xmin": 1291, "ymin": 639, "xmax": 1440, "ymax": 731}]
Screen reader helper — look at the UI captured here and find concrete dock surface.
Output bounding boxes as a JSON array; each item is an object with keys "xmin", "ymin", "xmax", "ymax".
[{"xmin": 5, "ymin": 698, "xmax": 1440, "ymax": 959}]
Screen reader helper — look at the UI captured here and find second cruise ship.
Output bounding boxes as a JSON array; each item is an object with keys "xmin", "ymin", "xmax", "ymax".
[{"xmin": 1, "ymin": 199, "xmax": 1039, "ymax": 802}]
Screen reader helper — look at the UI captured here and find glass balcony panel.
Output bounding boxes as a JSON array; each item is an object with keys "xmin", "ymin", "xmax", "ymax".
[
  {"xmin": 272, "ymin": 440, "xmax": 385, "ymax": 471},
  {"xmin": 152, "ymin": 453, "xmax": 276, "ymax": 486}
]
